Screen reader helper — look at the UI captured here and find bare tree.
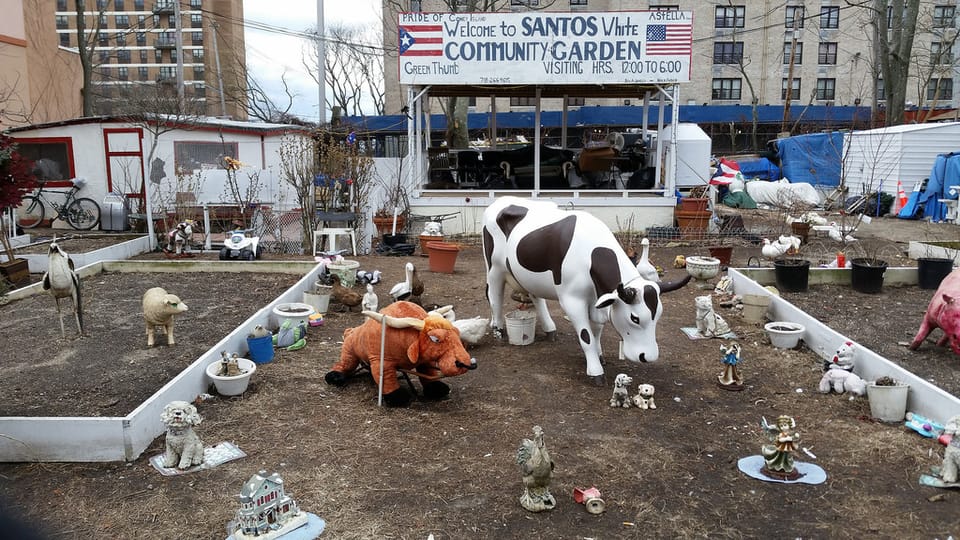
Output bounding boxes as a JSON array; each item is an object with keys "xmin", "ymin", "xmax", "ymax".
[
  {"xmin": 304, "ymin": 23, "xmax": 385, "ymax": 118},
  {"xmin": 74, "ymin": 0, "xmax": 106, "ymax": 117}
]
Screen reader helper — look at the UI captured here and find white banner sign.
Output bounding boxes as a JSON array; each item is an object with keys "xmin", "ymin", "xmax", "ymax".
[{"xmin": 397, "ymin": 10, "xmax": 693, "ymax": 86}]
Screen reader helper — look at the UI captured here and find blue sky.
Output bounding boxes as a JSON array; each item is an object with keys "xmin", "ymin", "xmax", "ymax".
[{"xmin": 242, "ymin": 0, "xmax": 382, "ymax": 122}]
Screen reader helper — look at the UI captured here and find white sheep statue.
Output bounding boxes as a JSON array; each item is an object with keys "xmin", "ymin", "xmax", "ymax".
[{"xmin": 142, "ymin": 287, "xmax": 189, "ymax": 346}]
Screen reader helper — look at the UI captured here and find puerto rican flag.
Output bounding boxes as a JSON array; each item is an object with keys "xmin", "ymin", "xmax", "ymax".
[
  {"xmin": 645, "ymin": 23, "xmax": 692, "ymax": 56},
  {"xmin": 398, "ymin": 25, "xmax": 443, "ymax": 57},
  {"xmin": 710, "ymin": 158, "xmax": 740, "ymax": 185}
]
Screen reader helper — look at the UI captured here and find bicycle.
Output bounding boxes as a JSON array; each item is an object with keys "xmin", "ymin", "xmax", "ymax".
[{"xmin": 16, "ymin": 177, "xmax": 101, "ymax": 230}]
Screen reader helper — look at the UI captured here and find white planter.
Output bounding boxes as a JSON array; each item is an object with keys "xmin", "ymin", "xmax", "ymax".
[
  {"xmin": 272, "ymin": 302, "xmax": 315, "ymax": 330},
  {"xmin": 764, "ymin": 321, "xmax": 805, "ymax": 349},
  {"xmin": 866, "ymin": 383, "xmax": 909, "ymax": 422},
  {"xmin": 205, "ymin": 358, "xmax": 256, "ymax": 396}
]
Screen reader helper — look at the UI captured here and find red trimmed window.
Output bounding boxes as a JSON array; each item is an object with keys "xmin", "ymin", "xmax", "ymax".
[{"xmin": 14, "ymin": 137, "xmax": 75, "ymax": 188}]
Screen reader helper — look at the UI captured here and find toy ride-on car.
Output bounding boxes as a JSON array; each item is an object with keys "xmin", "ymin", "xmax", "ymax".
[{"xmin": 219, "ymin": 229, "xmax": 263, "ymax": 261}]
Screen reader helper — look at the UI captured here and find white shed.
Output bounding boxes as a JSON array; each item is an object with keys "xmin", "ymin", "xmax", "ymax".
[
  {"xmin": 661, "ymin": 123, "xmax": 712, "ymax": 189},
  {"xmin": 8, "ymin": 116, "xmax": 311, "ymax": 230},
  {"xmin": 842, "ymin": 122, "xmax": 960, "ymax": 196}
]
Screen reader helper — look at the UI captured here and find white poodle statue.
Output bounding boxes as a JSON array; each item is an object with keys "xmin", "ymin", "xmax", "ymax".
[
  {"xmin": 941, "ymin": 415, "xmax": 960, "ymax": 483},
  {"xmin": 609, "ymin": 373, "xmax": 633, "ymax": 408},
  {"xmin": 160, "ymin": 400, "xmax": 205, "ymax": 469}
]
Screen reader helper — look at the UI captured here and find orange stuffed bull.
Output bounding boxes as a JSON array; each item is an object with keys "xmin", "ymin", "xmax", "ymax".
[{"xmin": 324, "ymin": 301, "xmax": 477, "ymax": 406}]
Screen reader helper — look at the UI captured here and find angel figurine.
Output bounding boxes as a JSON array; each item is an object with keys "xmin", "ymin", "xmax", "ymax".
[
  {"xmin": 760, "ymin": 415, "xmax": 802, "ymax": 480},
  {"xmin": 717, "ymin": 342, "xmax": 743, "ymax": 390}
]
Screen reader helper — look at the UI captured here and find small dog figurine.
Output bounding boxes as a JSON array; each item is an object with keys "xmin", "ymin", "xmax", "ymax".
[
  {"xmin": 609, "ymin": 373, "xmax": 633, "ymax": 408},
  {"xmin": 632, "ymin": 383, "xmax": 657, "ymax": 410},
  {"xmin": 160, "ymin": 400, "xmax": 205, "ymax": 469}
]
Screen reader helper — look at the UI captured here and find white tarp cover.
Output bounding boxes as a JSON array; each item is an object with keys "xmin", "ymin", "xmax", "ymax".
[{"xmin": 744, "ymin": 179, "xmax": 821, "ymax": 208}]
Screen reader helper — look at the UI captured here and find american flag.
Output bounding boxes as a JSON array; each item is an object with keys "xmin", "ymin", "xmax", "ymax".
[
  {"xmin": 398, "ymin": 25, "xmax": 443, "ymax": 57},
  {"xmin": 645, "ymin": 23, "xmax": 692, "ymax": 56}
]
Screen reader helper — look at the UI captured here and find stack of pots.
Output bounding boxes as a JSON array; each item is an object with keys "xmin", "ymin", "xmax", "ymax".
[{"xmin": 675, "ymin": 197, "xmax": 711, "ymax": 240}]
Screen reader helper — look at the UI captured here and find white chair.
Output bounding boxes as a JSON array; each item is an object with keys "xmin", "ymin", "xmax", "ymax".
[
  {"xmin": 313, "ymin": 211, "xmax": 359, "ymax": 256},
  {"xmin": 313, "ymin": 227, "xmax": 357, "ymax": 256}
]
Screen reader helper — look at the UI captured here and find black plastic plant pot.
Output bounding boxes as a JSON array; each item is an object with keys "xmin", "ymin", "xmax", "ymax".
[
  {"xmin": 917, "ymin": 257, "xmax": 954, "ymax": 290},
  {"xmin": 850, "ymin": 258, "xmax": 887, "ymax": 294},
  {"xmin": 773, "ymin": 258, "xmax": 810, "ymax": 293},
  {"xmin": 382, "ymin": 233, "xmax": 408, "ymax": 247}
]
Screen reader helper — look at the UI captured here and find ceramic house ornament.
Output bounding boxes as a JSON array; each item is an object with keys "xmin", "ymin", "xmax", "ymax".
[
  {"xmin": 717, "ymin": 342, "xmax": 744, "ymax": 391},
  {"xmin": 230, "ymin": 470, "xmax": 325, "ymax": 540}
]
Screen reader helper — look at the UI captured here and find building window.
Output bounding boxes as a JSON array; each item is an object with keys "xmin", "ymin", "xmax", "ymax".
[
  {"xmin": 876, "ymin": 78, "xmax": 885, "ymax": 100},
  {"xmin": 195, "ymin": 83, "xmax": 206, "ymax": 98},
  {"xmin": 116, "ymin": 33, "xmax": 126, "ymax": 46},
  {"xmin": 168, "ymin": 14, "xmax": 177, "ymax": 27},
  {"xmin": 715, "ymin": 6, "xmax": 745, "ymax": 29},
  {"xmin": 139, "ymin": 66, "xmax": 149, "ymax": 79},
  {"xmin": 15, "ymin": 139, "xmax": 75, "ymax": 187},
  {"xmin": 818, "ymin": 42, "xmax": 838, "ymax": 64},
  {"xmin": 56, "ymin": 0, "xmax": 67, "ymax": 10},
  {"xmin": 785, "ymin": 6, "xmax": 804, "ymax": 28},
  {"xmin": 170, "ymin": 49, "xmax": 177, "ymax": 62},
  {"xmin": 934, "ymin": 6, "xmax": 956, "ymax": 28},
  {"xmin": 114, "ymin": 0, "xmax": 124, "ymax": 9},
  {"xmin": 115, "ymin": 15, "xmax": 129, "ymax": 28},
  {"xmin": 928, "ymin": 78, "xmax": 954, "ymax": 100},
  {"xmin": 783, "ymin": 41, "xmax": 803, "ymax": 64},
  {"xmin": 117, "ymin": 50, "xmax": 131, "ymax": 63},
  {"xmin": 193, "ymin": 65, "xmax": 204, "ymax": 78},
  {"xmin": 815, "ymin": 78, "xmax": 836, "ymax": 100},
  {"xmin": 510, "ymin": 96, "xmax": 537, "ymax": 106},
  {"xmin": 55, "ymin": 15, "xmax": 69, "ymax": 29},
  {"xmin": 153, "ymin": 15, "xmax": 160, "ymax": 26},
  {"xmin": 713, "ymin": 42, "xmax": 744, "ymax": 64},
  {"xmin": 159, "ymin": 66, "xmax": 176, "ymax": 79},
  {"xmin": 192, "ymin": 49, "xmax": 204, "ymax": 60},
  {"xmin": 140, "ymin": 49, "xmax": 148, "ymax": 62},
  {"xmin": 782, "ymin": 78, "xmax": 801, "ymax": 100},
  {"xmin": 190, "ymin": 0, "xmax": 201, "ymax": 7},
  {"xmin": 59, "ymin": 33, "xmax": 71, "ymax": 46},
  {"xmin": 932, "ymin": 42, "xmax": 954, "ymax": 65},
  {"xmin": 117, "ymin": 67, "xmax": 129, "ymax": 80},
  {"xmin": 820, "ymin": 6, "xmax": 839, "ymax": 28},
  {"xmin": 134, "ymin": 0, "xmax": 144, "ymax": 9},
  {"xmin": 192, "ymin": 32, "xmax": 203, "ymax": 45},
  {"xmin": 96, "ymin": 0, "xmax": 107, "ymax": 8},
  {"xmin": 98, "ymin": 34, "xmax": 109, "ymax": 46},
  {"xmin": 137, "ymin": 32, "xmax": 146, "ymax": 45},
  {"xmin": 99, "ymin": 14, "xmax": 108, "ymax": 26},
  {"xmin": 467, "ymin": 96, "xmax": 477, "ymax": 106},
  {"xmin": 511, "ymin": 0, "xmax": 540, "ymax": 5},
  {"xmin": 712, "ymin": 78, "xmax": 742, "ymax": 100},
  {"xmin": 155, "ymin": 49, "xmax": 163, "ymax": 62},
  {"xmin": 99, "ymin": 51, "xmax": 109, "ymax": 63},
  {"xmin": 175, "ymin": 141, "xmax": 236, "ymax": 172},
  {"xmin": 569, "ymin": 0, "xmax": 587, "ymax": 5},
  {"xmin": 191, "ymin": 14, "xmax": 202, "ymax": 27},
  {"xmin": 566, "ymin": 96, "xmax": 585, "ymax": 106}
]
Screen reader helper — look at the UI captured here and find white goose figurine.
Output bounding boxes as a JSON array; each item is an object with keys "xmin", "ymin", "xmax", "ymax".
[
  {"xmin": 389, "ymin": 262, "xmax": 414, "ymax": 301},
  {"xmin": 635, "ymin": 238, "xmax": 659, "ymax": 282}
]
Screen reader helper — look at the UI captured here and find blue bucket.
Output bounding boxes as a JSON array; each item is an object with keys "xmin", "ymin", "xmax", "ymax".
[{"xmin": 246, "ymin": 334, "xmax": 275, "ymax": 364}]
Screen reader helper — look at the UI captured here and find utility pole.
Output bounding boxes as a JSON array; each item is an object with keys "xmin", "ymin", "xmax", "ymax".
[
  {"xmin": 317, "ymin": 0, "xmax": 326, "ymax": 125},
  {"xmin": 173, "ymin": 0, "xmax": 185, "ymax": 103},
  {"xmin": 781, "ymin": 15, "xmax": 799, "ymax": 135},
  {"xmin": 211, "ymin": 20, "xmax": 227, "ymax": 117}
]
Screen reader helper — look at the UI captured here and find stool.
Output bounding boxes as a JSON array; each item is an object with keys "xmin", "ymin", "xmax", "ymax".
[{"xmin": 313, "ymin": 227, "xmax": 357, "ymax": 256}]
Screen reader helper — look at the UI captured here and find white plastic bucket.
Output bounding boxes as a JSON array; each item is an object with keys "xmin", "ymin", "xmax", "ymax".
[
  {"xmin": 741, "ymin": 294, "xmax": 771, "ymax": 324},
  {"xmin": 272, "ymin": 302, "xmax": 315, "ymax": 330},
  {"xmin": 303, "ymin": 289, "xmax": 331, "ymax": 314},
  {"xmin": 505, "ymin": 310, "xmax": 536, "ymax": 346}
]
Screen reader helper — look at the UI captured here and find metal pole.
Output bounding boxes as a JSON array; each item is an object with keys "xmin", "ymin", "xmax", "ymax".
[
  {"xmin": 173, "ymin": 0, "xmax": 185, "ymax": 103},
  {"xmin": 317, "ymin": 0, "xmax": 326, "ymax": 124},
  {"xmin": 210, "ymin": 20, "xmax": 227, "ymax": 118}
]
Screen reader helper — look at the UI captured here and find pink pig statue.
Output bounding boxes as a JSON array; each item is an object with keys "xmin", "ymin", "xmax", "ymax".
[{"xmin": 910, "ymin": 268, "xmax": 960, "ymax": 355}]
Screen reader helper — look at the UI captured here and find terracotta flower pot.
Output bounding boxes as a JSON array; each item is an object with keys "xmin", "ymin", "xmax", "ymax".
[
  {"xmin": 426, "ymin": 242, "xmax": 460, "ymax": 273},
  {"xmin": 419, "ymin": 234, "xmax": 443, "ymax": 257}
]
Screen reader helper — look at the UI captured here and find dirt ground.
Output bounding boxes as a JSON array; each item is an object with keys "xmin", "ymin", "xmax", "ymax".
[{"xmin": 1, "ymin": 213, "xmax": 960, "ymax": 539}]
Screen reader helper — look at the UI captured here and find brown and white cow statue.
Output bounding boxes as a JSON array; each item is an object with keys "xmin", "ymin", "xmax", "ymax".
[
  {"xmin": 482, "ymin": 196, "xmax": 690, "ymax": 385},
  {"xmin": 324, "ymin": 301, "xmax": 477, "ymax": 406}
]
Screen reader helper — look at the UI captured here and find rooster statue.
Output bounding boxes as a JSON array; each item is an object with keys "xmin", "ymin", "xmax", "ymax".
[
  {"xmin": 42, "ymin": 241, "xmax": 83, "ymax": 338},
  {"xmin": 516, "ymin": 425, "xmax": 556, "ymax": 512}
]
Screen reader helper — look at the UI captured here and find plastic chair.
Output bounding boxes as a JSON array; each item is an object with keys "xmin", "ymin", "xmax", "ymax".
[{"xmin": 313, "ymin": 227, "xmax": 357, "ymax": 256}]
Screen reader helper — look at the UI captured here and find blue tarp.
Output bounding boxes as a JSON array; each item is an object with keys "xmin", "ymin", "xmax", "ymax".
[
  {"xmin": 919, "ymin": 152, "xmax": 960, "ymax": 221},
  {"xmin": 773, "ymin": 132, "xmax": 843, "ymax": 187},
  {"xmin": 736, "ymin": 158, "xmax": 780, "ymax": 180}
]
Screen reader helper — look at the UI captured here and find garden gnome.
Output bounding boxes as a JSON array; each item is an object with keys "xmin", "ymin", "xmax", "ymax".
[
  {"xmin": 717, "ymin": 342, "xmax": 743, "ymax": 390},
  {"xmin": 760, "ymin": 415, "xmax": 802, "ymax": 480}
]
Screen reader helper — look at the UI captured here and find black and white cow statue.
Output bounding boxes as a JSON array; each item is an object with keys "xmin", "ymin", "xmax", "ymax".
[{"xmin": 482, "ymin": 196, "xmax": 690, "ymax": 385}]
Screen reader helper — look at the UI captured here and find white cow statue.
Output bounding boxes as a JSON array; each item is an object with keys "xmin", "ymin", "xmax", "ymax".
[{"xmin": 482, "ymin": 196, "xmax": 690, "ymax": 385}]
